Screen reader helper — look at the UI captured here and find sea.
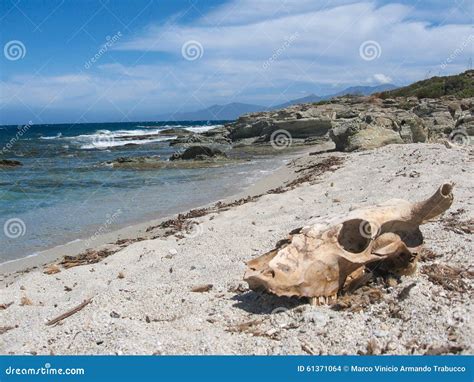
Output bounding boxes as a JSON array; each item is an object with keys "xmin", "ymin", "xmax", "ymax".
[{"xmin": 0, "ymin": 121, "xmax": 284, "ymax": 264}]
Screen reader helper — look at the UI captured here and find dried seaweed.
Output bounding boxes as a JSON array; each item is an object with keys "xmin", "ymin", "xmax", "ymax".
[
  {"xmin": 417, "ymin": 247, "xmax": 441, "ymax": 262},
  {"xmin": 442, "ymin": 208, "xmax": 473, "ymax": 235},
  {"xmin": 287, "ymin": 156, "xmax": 343, "ymax": 187},
  {"xmin": 332, "ymin": 287, "xmax": 384, "ymax": 312},
  {"xmin": 59, "ymin": 249, "xmax": 116, "ymax": 269},
  {"xmin": 424, "ymin": 344, "xmax": 465, "ymax": 355},
  {"xmin": 421, "ymin": 263, "xmax": 473, "ymax": 293},
  {"xmin": 225, "ymin": 319, "xmax": 280, "ymax": 340},
  {"xmin": 0, "ymin": 325, "xmax": 17, "ymax": 335},
  {"xmin": 0, "ymin": 302, "xmax": 13, "ymax": 310}
]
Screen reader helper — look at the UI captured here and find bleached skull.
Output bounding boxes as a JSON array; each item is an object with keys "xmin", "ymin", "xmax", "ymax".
[{"xmin": 244, "ymin": 184, "xmax": 453, "ymax": 305}]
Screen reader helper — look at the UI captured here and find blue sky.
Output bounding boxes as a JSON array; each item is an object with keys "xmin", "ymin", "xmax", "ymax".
[{"xmin": 0, "ymin": 0, "xmax": 473, "ymax": 124}]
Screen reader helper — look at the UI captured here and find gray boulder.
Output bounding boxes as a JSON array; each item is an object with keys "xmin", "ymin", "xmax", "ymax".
[
  {"xmin": 159, "ymin": 128, "xmax": 193, "ymax": 137},
  {"xmin": 0, "ymin": 159, "xmax": 22, "ymax": 167},
  {"xmin": 330, "ymin": 120, "xmax": 403, "ymax": 152},
  {"xmin": 229, "ymin": 118, "xmax": 331, "ymax": 142},
  {"xmin": 169, "ymin": 146, "xmax": 227, "ymax": 161}
]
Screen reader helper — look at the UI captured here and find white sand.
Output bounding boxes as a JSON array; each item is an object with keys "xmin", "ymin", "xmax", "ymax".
[{"xmin": 0, "ymin": 143, "xmax": 472, "ymax": 355}]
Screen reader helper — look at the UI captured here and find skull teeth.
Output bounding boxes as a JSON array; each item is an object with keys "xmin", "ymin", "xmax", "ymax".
[{"xmin": 310, "ymin": 294, "xmax": 337, "ymax": 306}]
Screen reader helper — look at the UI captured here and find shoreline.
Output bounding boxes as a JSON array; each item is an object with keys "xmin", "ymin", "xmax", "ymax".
[
  {"xmin": 1, "ymin": 142, "xmax": 472, "ymax": 355},
  {"xmin": 0, "ymin": 144, "xmax": 327, "ymax": 284}
]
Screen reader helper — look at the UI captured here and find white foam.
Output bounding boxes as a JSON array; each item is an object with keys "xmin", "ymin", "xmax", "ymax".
[
  {"xmin": 137, "ymin": 124, "xmax": 184, "ymax": 129},
  {"xmin": 184, "ymin": 124, "xmax": 223, "ymax": 133},
  {"xmin": 67, "ymin": 124, "xmax": 220, "ymax": 149},
  {"xmin": 0, "ymin": 252, "xmax": 40, "ymax": 266},
  {"xmin": 80, "ymin": 136, "xmax": 176, "ymax": 149},
  {"xmin": 73, "ymin": 129, "xmax": 161, "ymax": 140},
  {"xmin": 39, "ymin": 133, "xmax": 62, "ymax": 140}
]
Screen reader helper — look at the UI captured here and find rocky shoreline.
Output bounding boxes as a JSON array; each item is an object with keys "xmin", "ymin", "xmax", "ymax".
[
  {"xmin": 188, "ymin": 93, "xmax": 473, "ymax": 151},
  {"xmin": 107, "ymin": 90, "xmax": 473, "ymax": 170}
]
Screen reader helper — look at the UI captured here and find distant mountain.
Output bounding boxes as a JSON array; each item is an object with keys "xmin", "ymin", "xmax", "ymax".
[
  {"xmin": 327, "ymin": 83, "xmax": 397, "ymax": 98},
  {"xmin": 377, "ymin": 70, "xmax": 474, "ymax": 99},
  {"xmin": 270, "ymin": 84, "xmax": 397, "ymax": 110},
  {"xmin": 157, "ymin": 102, "xmax": 266, "ymax": 121},
  {"xmin": 155, "ymin": 84, "xmax": 398, "ymax": 121},
  {"xmin": 272, "ymin": 94, "xmax": 322, "ymax": 109}
]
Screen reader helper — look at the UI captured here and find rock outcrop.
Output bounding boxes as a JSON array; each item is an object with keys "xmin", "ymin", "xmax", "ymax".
[
  {"xmin": 0, "ymin": 159, "xmax": 23, "ymax": 168},
  {"xmin": 159, "ymin": 72, "xmax": 474, "ymax": 153},
  {"xmin": 220, "ymin": 95, "xmax": 473, "ymax": 151},
  {"xmin": 169, "ymin": 146, "xmax": 227, "ymax": 161}
]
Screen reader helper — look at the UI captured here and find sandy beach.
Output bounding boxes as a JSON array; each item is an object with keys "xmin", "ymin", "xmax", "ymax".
[{"xmin": 0, "ymin": 142, "xmax": 472, "ymax": 355}]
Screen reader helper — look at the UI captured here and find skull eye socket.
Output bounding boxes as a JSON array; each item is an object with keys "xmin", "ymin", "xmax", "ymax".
[{"xmin": 338, "ymin": 219, "xmax": 372, "ymax": 253}]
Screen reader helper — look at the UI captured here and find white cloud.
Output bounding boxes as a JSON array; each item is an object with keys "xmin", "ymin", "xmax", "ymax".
[
  {"xmin": 373, "ymin": 73, "xmax": 393, "ymax": 83},
  {"xmin": 1, "ymin": 0, "xmax": 472, "ymax": 122}
]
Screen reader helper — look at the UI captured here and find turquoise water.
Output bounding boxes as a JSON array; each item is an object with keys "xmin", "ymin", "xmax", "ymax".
[{"xmin": 0, "ymin": 121, "xmax": 278, "ymax": 263}]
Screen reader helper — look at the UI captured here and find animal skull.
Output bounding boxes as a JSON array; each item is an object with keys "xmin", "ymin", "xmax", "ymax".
[{"xmin": 244, "ymin": 183, "xmax": 453, "ymax": 305}]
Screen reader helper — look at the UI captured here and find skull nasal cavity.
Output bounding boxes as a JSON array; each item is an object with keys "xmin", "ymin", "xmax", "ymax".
[{"xmin": 338, "ymin": 219, "xmax": 371, "ymax": 253}]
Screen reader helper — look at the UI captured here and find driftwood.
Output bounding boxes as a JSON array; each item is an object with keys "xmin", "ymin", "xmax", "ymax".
[
  {"xmin": 0, "ymin": 302, "xmax": 13, "ymax": 310},
  {"xmin": 191, "ymin": 284, "xmax": 213, "ymax": 293},
  {"xmin": 244, "ymin": 184, "xmax": 454, "ymax": 305},
  {"xmin": 46, "ymin": 298, "xmax": 93, "ymax": 326},
  {"xmin": 0, "ymin": 325, "xmax": 17, "ymax": 335},
  {"xmin": 43, "ymin": 265, "xmax": 61, "ymax": 275}
]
